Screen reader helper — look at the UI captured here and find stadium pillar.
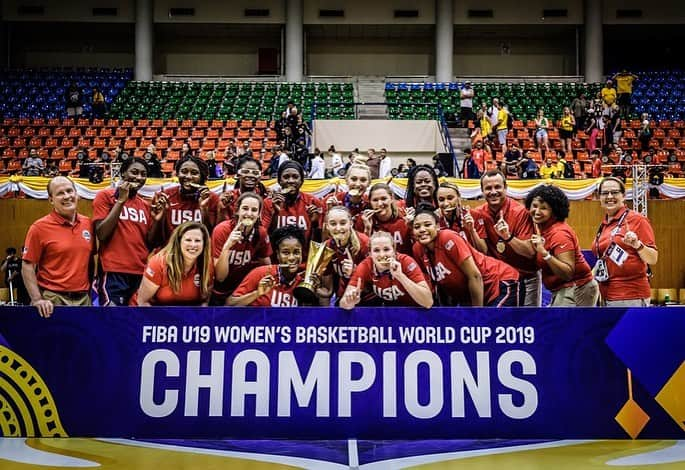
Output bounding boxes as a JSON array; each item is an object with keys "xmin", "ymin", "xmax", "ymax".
[
  {"xmin": 285, "ymin": 0, "xmax": 304, "ymax": 82},
  {"xmin": 135, "ymin": 0, "xmax": 154, "ymax": 82},
  {"xmin": 583, "ymin": 0, "xmax": 603, "ymax": 83},
  {"xmin": 435, "ymin": 0, "xmax": 454, "ymax": 83}
]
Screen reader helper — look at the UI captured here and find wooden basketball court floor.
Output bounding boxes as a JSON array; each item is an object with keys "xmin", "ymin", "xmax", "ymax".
[{"xmin": 0, "ymin": 438, "xmax": 683, "ymax": 469}]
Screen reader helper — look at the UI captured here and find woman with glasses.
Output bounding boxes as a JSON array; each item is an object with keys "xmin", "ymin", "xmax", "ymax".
[
  {"xmin": 219, "ymin": 157, "xmax": 271, "ymax": 222},
  {"xmin": 594, "ymin": 177, "xmax": 658, "ymax": 306}
]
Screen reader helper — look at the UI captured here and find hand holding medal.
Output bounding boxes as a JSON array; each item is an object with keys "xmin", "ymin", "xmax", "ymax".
[
  {"xmin": 495, "ymin": 211, "xmax": 511, "ymax": 253},
  {"xmin": 530, "ymin": 223, "xmax": 547, "ymax": 255}
]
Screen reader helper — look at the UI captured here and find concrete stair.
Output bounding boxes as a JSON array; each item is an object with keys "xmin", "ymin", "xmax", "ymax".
[
  {"xmin": 356, "ymin": 77, "xmax": 387, "ymax": 119},
  {"xmin": 448, "ymin": 127, "xmax": 471, "ymax": 175}
]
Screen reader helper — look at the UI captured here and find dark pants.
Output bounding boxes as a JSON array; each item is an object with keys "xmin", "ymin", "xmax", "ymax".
[{"xmin": 99, "ymin": 272, "xmax": 142, "ymax": 306}]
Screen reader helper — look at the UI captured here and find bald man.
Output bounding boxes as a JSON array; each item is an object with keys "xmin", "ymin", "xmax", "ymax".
[{"xmin": 22, "ymin": 177, "xmax": 95, "ymax": 317}]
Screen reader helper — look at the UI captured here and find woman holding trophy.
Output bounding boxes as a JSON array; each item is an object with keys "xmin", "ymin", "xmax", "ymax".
[
  {"xmin": 340, "ymin": 231, "xmax": 432, "ymax": 309},
  {"xmin": 321, "ymin": 205, "xmax": 370, "ymax": 305},
  {"xmin": 211, "ymin": 192, "xmax": 273, "ymax": 305}
]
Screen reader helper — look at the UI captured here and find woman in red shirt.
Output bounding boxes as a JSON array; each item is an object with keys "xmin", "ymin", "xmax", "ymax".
[
  {"xmin": 359, "ymin": 183, "xmax": 413, "ymax": 254},
  {"xmin": 228, "ymin": 225, "xmax": 321, "ymax": 307},
  {"xmin": 322, "ymin": 163, "xmax": 371, "ymax": 222},
  {"xmin": 321, "ymin": 205, "xmax": 370, "ymax": 305},
  {"xmin": 135, "ymin": 221, "xmax": 213, "ymax": 306},
  {"xmin": 412, "ymin": 206, "xmax": 519, "ymax": 307},
  {"xmin": 437, "ymin": 181, "xmax": 470, "ymax": 240},
  {"xmin": 211, "ymin": 192, "xmax": 272, "ymax": 305},
  {"xmin": 340, "ymin": 231, "xmax": 432, "ymax": 309},
  {"xmin": 593, "ymin": 177, "xmax": 658, "ymax": 306},
  {"xmin": 525, "ymin": 185, "xmax": 598, "ymax": 306},
  {"xmin": 218, "ymin": 157, "xmax": 271, "ymax": 221}
]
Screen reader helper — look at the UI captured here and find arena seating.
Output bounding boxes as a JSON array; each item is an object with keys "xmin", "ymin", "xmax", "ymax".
[
  {"xmin": 109, "ymin": 81, "xmax": 355, "ymax": 121},
  {"xmin": 630, "ymin": 70, "xmax": 685, "ymax": 121},
  {"xmin": 0, "ymin": 68, "xmax": 132, "ymax": 119}
]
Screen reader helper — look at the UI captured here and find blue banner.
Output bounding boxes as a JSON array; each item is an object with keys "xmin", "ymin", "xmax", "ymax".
[{"xmin": 0, "ymin": 306, "xmax": 683, "ymax": 439}]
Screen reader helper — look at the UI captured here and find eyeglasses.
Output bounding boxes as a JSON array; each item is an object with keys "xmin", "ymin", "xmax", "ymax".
[
  {"xmin": 599, "ymin": 190, "xmax": 622, "ymax": 197},
  {"xmin": 238, "ymin": 169, "xmax": 262, "ymax": 177}
]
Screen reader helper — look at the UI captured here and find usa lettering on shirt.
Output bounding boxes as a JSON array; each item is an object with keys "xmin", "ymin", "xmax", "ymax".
[
  {"xmin": 276, "ymin": 215, "xmax": 308, "ymax": 230},
  {"xmin": 372, "ymin": 284, "xmax": 404, "ymax": 301},
  {"xmin": 119, "ymin": 207, "xmax": 148, "ymax": 224},
  {"xmin": 171, "ymin": 209, "xmax": 202, "ymax": 226},
  {"xmin": 228, "ymin": 250, "xmax": 252, "ymax": 266},
  {"xmin": 391, "ymin": 230, "xmax": 403, "ymax": 246},
  {"xmin": 430, "ymin": 261, "xmax": 453, "ymax": 282},
  {"xmin": 271, "ymin": 290, "xmax": 298, "ymax": 307}
]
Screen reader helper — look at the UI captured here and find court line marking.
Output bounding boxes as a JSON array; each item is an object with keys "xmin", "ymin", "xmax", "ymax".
[
  {"xmin": 360, "ymin": 439, "xmax": 596, "ymax": 469},
  {"xmin": 0, "ymin": 438, "xmax": 100, "ymax": 467},
  {"xmin": 348, "ymin": 439, "xmax": 359, "ymax": 470},
  {"xmin": 96, "ymin": 438, "xmax": 348, "ymax": 470},
  {"xmin": 607, "ymin": 440, "xmax": 685, "ymax": 466}
]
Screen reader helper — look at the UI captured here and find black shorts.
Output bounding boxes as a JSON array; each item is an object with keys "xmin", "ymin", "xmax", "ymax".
[
  {"xmin": 99, "ymin": 272, "xmax": 142, "ymax": 306},
  {"xmin": 617, "ymin": 93, "xmax": 631, "ymax": 106},
  {"xmin": 559, "ymin": 129, "xmax": 573, "ymax": 139}
]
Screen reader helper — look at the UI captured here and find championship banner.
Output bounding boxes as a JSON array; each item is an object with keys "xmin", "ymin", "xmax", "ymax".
[{"xmin": 0, "ymin": 307, "xmax": 683, "ymax": 440}]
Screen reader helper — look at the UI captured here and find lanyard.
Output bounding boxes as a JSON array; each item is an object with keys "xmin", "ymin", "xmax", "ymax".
[{"xmin": 593, "ymin": 209, "xmax": 630, "ymax": 259}]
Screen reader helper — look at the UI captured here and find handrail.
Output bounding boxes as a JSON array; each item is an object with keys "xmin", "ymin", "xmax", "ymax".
[{"xmin": 436, "ymin": 104, "xmax": 459, "ymax": 176}]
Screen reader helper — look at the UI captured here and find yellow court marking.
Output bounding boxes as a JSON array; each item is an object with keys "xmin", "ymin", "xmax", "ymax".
[
  {"xmin": 408, "ymin": 440, "xmax": 682, "ymax": 469},
  {"xmin": 0, "ymin": 438, "xmax": 301, "ymax": 470}
]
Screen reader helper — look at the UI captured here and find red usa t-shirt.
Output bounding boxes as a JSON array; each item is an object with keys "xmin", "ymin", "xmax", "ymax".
[
  {"xmin": 232, "ymin": 265, "xmax": 303, "ymax": 307},
  {"xmin": 93, "ymin": 188, "xmax": 152, "ymax": 274},
  {"xmin": 211, "ymin": 220, "xmax": 272, "ymax": 295},
  {"xmin": 594, "ymin": 207, "xmax": 656, "ymax": 301},
  {"xmin": 141, "ymin": 252, "xmax": 213, "ymax": 306},
  {"xmin": 322, "ymin": 190, "xmax": 369, "ymax": 222},
  {"xmin": 413, "ymin": 229, "xmax": 518, "ymax": 305},
  {"xmin": 353, "ymin": 212, "xmax": 413, "ymax": 255},
  {"xmin": 536, "ymin": 220, "xmax": 593, "ymax": 291},
  {"xmin": 349, "ymin": 253, "xmax": 427, "ymax": 307},
  {"xmin": 162, "ymin": 186, "xmax": 219, "ymax": 241},
  {"xmin": 323, "ymin": 232, "xmax": 370, "ymax": 299},
  {"xmin": 263, "ymin": 192, "xmax": 323, "ymax": 246},
  {"xmin": 471, "ymin": 197, "xmax": 537, "ymax": 275}
]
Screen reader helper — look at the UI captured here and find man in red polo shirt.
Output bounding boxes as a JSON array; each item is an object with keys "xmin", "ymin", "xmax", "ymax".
[
  {"xmin": 22, "ymin": 176, "xmax": 95, "ymax": 317},
  {"xmin": 463, "ymin": 170, "xmax": 539, "ymax": 306}
]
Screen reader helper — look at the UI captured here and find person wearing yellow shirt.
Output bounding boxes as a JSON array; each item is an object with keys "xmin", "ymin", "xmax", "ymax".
[
  {"xmin": 495, "ymin": 102, "xmax": 509, "ymax": 155},
  {"xmin": 559, "ymin": 107, "xmax": 576, "ymax": 155},
  {"xmin": 555, "ymin": 151, "xmax": 571, "ymax": 179},
  {"xmin": 540, "ymin": 158, "xmax": 556, "ymax": 179},
  {"xmin": 601, "ymin": 80, "xmax": 617, "ymax": 107},
  {"xmin": 612, "ymin": 69, "xmax": 638, "ymax": 119}
]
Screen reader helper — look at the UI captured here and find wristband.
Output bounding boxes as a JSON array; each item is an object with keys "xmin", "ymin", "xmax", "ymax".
[
  {"xmin": 543, "ymin": 252, "xmax": 552, "ymax": 261},
  {"xmin": 636, "ymin": 242, "xmax": 645, "ymax": 251},
  {"xmin": 504, "ymin": 233, "xmax": 515, "ymax": 243}
]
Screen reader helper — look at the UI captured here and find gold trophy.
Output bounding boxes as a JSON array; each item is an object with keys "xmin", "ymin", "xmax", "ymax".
[{"xmin": 294, "ymin": 240, "xmax": 335, "ymax": 304}]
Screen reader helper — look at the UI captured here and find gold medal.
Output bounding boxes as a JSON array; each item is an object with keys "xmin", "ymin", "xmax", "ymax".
[{"xmin": 496, "ymin": 240, "xmax": 506, "ymax": 254}]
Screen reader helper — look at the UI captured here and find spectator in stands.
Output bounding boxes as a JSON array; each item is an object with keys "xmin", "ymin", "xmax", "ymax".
[
  {"xmin": 22, "ymin": 177, "xmax": 95, "ymax": 317},
  {"xmin": 519, "ymin": 150, "xmax": 539, "ymax": 179},
  {"xmin": 525, "ymin": 185, "xmax": 598, "ymax": 306},
  {"xmin": 2, "ymin": 247, "xmax": 27, "ymax": 304},
  {"xmin": 144, "ymin": 144, "xmax": 163, "ymax": 179},
  {"xmin": 612, "ymin": 69, "xmax": 638, "ymax": 119},
  {"xmin": 320, "ymin": 205, "xmax": 370, "ymax": 307},
  {"xmin": 535, "ymin": 108, "xmax": 550, "ymax": 154},
  {"xmin": 93, "ymin": 158, "xmax": 163, "ymax": 306},
  {"xmin": 155, "ymin": 155, "xmax": 219, "ymax": 243},
  {"xmin": 23, "ymin": 148, "xmax": 44, "ymax": 176},
  {"xmin": 265, "ymin": 160, "xmax": 324, "ymax": 252},
  {"xmin": 378, "ymin": 148, "xmax": 392, "ymax": 178},
  {"xmin": 495, "ymin": 101, "xmax": 509, "ymax": 154},
  {"xmin": 586, "ymin": 107, "xmax": 604, "ymax": 152},
  {"xmin": 559, "ymin": 107, "xmax": 576, "ymax": 156},
  {"xmin": 328, "ymin": 145, "xmax": 344, "ymax": 176},
  {"xmin": 204, "ymin": 151, "xmax": 220, "ymax": 180},
  {"xmin": 412, "ymin": 206, "xmax": 519, "ymax": 306},
  {"xmin": 212, "ymin": 192, "xmax": 272, "ymax": 306},
  {"xmin": 601, "ymin": 79, "xmax": 617, "ymax": 107},
  {"xmin": 395, "ymin": 164, "xmax": 408, "ymax": 177},
  {"xmin": 608, "ymin": 104, "xmax": 623, "ymax": 149},
  {"xmin": 540, "ymin": 157, "xmax": 556, "ymax": 179},
  {"xmin": 570, "ymin": 92, "xmax": 588, "ymax": 133},
  {"xmin": 91, "ymin": 86, "xmax": 106, "ymax": 119},
  {"xmin": 75, "ymin": 148, "xmax": 92, "ymax": 178},
  {"xmin": 228, "ymin": 225, "xmax": 308, "ymax": 307},
  {"xmin": 135, "ymin": 221, "xmax": 213, "ymax": 306},
  {"xmin": 366, "ymin": 148, "xmax": 380, "ymax": 180},
  {"xmin": 405, "ymin": 164, "xmax": 439, "ymax": 210},
  {"xmin": 590, "ymin": 149, "xmax": 603, "ymax": 178},
  {"xmin": 44, "ymin": 160, "xmax": 59, "ymax": 178},
  {"xmin": 594, "ymin": 177, "xmax": 658, "ymax": 306},
  {"xmin": 460, "ymin": 81, "xmax": 475, "ymax": 124},
  {"xmin": 469, "ymin": 140, "xmax": 489, "ymax": 178},
  {"xmin": 503, "ymin": 141, "xmax": 523, "ymax": 177},
  {"xmin": 487, "ymin": 98, "xmax": 500, "ymax": 131},
  {"xmin": 65, "ymin": 82, "xmax": 83, "ymax": 118},
  {"xmin": 638, "ymin": 113, "xmax": 652, "ymax": 151},
  {"xmin": 432, "ymin": 153, "xmax": 448, "ymax": 178},
  {"xmin": 462, "ymin": 170, "xmax": 539, "ymax": 306},
  {"xmin": 554, "ymin": 150, "xmax": 570, "ymax": 179},
  {"xmin": 406, "ymin": 158, "xmax": 417, "ymax": 171},
  {"xmin": 340, "ymin": 230, "xmax": 432, "ymax": 309},
  {"xmin": 308, "ymin": 150, "xmax": 325, "ymax": 179}
]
